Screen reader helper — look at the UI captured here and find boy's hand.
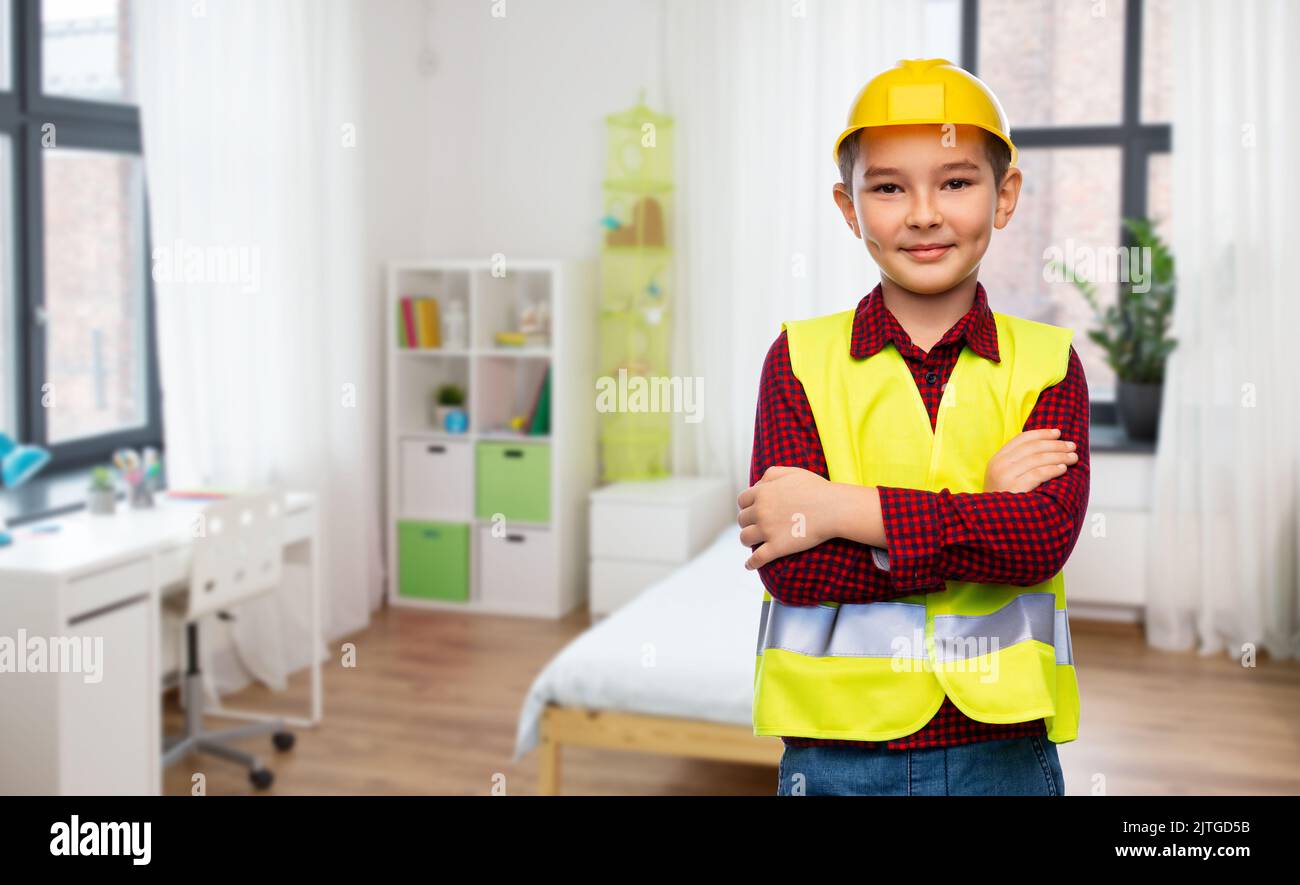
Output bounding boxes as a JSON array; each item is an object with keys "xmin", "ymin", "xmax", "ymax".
[
  {"xmin": 984, "ymin": 428, "xmax": 1079, "ymax": 493},
  {"xmin": 737, "ymin": 466, "xmax": 842, "ymax": 570}
]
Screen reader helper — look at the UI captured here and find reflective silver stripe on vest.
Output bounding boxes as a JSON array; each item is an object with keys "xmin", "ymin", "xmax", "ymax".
[
  {"xmin": 1055, "ymin": 608, "xmax": 1074, "ymax": 666},
  {"xmin": 933, "ymin": 592, "xmax": 1055, "ymax": 662},
  {"xmin": 755, "ymin": 597, "xmax": 773, "ymax": 656},
  {"xmin": 757, "ymin": 599, "xmax": 927, "ymax": 659},
  {"xmin": 758, "ymin": 593, "xmax": 1075, "ymax": 665}
]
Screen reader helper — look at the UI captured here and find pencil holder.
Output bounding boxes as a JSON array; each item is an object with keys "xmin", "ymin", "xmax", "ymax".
[{"xmin": 128, "ymin": 480, "xmax": 154, "ymax": 509}]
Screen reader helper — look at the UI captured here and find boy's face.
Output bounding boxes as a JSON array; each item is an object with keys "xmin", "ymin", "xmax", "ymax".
[{"xmin": 832, "ymin": 123, "xmax": 1022, "ymax": 295}]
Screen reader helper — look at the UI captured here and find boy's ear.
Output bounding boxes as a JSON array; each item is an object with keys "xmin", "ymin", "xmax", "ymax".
[
  {"xmin": 832, "ymin": 182, "xmax": 861, "ymax": 238},
  {"xmin": 993, "ymin": 166, "xmax": 1023, "ymax": 231}
]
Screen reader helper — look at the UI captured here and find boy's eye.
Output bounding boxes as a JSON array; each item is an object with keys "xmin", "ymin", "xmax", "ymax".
[{"xmin": 869, "ymin": 179, "xmax": 972, "ymax": 195}]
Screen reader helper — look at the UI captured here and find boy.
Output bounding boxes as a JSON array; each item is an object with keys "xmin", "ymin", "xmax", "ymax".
[{"xmin": 737, "ymin": 58, "xmax": 1090, "ymax": 796}]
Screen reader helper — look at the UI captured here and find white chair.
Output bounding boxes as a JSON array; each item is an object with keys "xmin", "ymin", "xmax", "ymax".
[{"xmin": 161, "ymin": 492, "xmax": 296, "ymax": 789}]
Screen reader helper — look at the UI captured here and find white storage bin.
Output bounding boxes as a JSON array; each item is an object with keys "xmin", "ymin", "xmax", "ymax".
[
  {"xmin": 401, "ymin": 438, "xmax": 473, "ymax": 520},
  {"xmin": 478, "ymin": 525, "xmax": 557, "ymax": 616}
]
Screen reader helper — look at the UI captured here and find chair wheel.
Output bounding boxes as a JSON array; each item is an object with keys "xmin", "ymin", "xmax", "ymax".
[
  {"xmin": 273, "ymin": 731, "xmax": 295, "ymax": 752},
  {"xmin": 250, "ymin": 767, "xmax": 274, "ymax": 789}
]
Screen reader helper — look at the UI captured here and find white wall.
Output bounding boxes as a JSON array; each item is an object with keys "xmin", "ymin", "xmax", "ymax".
[{"xmin": 361, "ymin": 0, "xmax": 666, "ymax": 265}]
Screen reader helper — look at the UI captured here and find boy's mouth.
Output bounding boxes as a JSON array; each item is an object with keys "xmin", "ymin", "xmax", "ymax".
[{"xmin": 902, "ymin": 243, "xmax": 954, "ymax": 262}]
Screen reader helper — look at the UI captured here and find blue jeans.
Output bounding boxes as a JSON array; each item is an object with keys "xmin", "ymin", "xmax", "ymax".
[{"xmin": 776, "ymin": 736, "xmax": 1065, "ymax": 796}]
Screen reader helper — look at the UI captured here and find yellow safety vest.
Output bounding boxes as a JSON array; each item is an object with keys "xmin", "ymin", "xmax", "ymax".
[{"xmin": 752, "ymin": 306, "xmax": 1081, "ymax": 744}]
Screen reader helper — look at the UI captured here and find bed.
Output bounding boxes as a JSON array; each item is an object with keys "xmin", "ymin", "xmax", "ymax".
[{"xmin": 512, "ymin": 526, "xmax": 784, "ymax": 794}]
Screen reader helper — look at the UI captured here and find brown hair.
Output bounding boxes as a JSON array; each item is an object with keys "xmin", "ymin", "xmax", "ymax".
[{"xmin": 836, "ymin": 126, "xmax": 1012, "ymax": 193}]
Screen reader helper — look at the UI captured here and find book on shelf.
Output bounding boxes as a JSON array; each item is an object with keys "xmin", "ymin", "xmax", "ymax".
[
  {"xmin": 525, "ymin": 366, "xmax": 551, "ymax": 435},
  {"xmin": 397, "ymin": 296, "xmax": 445, "ymax": 349},
  {"xmin": 399, "ymin": 297, "xmax": 418, "ymax": 348},
  {"xmin": 417, "ymin": 298, "xmax": 441, "ymax": 348}
]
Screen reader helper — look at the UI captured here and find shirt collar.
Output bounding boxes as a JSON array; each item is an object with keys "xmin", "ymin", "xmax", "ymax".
[{"xmin": 850, "ymin": 281, "xmax": 1001, "ymax": 363}]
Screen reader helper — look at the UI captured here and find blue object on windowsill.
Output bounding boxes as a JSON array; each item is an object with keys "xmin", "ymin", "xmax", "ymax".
[{"xmin": 0, "ymin": 432, "xmax": 53, "ymax": 547}]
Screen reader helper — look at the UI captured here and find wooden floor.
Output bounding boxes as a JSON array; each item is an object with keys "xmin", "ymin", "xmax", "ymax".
[{"xmin": 163, "ymin": 607, "xmax": 1300, "ymax": 796}]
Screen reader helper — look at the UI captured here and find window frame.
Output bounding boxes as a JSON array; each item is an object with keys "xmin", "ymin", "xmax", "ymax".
[
  {"xmin": 2, "ymin": 0, "xmax": 161, "ymax": 472},
  {"xmin": 962, "ymin": 0, "xmax": 1172, "ymax": 420}
]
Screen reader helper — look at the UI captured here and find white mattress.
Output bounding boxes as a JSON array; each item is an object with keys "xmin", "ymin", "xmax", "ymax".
[{"xmin": 512, "ymin": 526, "xmax": 765, "ymax": 760}]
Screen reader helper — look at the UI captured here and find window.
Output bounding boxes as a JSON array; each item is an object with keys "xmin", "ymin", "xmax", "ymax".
[
  {"xmin": 42, "ymin": 0, "xmax": 134, "ymax": 104},
  {"xmin": 0, "ymin": 0, "xmax": 159, "ymax": 471},
  {"xmin": 0, "ymin": 133, "xmax": 13, "ymax": 435},
  {"xmin": 964, "ymin": 0, "xmax": 1172, "ymax": 405},
  {"xmin": 42, "ymin": 147, "xmax": 148, "ymax": 443},
  {"xmin": 0, "ymin": 0, "xmax": 11, "ymax": 92}
]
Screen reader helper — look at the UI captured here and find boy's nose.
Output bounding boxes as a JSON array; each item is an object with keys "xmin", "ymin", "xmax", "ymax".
[{"xmin": 906, "ymin": 193, "xmax": 942, "ymax": 228}]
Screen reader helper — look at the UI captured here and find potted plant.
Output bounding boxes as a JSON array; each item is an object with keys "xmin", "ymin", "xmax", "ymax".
[
  {"xmin": 432, "ymin": 383, "xmax": 467, "ymax": 432},
  {"xmin": 1053, "ymin": 217, "xmax": 1178, "ymax": 441},
  {"xmin": 87, "ymin": 466, "xmax": 117, "ymax": 515}
]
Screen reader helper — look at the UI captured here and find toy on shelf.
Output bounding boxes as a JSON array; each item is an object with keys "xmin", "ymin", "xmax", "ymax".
[
  {"xmin": 496, "ymin": 336, "xmax": 550, "ymax": 349},
  {"xmin": 516, "ymin": 293, "xmax": 551, "ymax": 347},
  {"xmin": 445, "ymin": 411, "xmax": 469, "ymax": 434},
  {"xmin": 442, "ymin": 299, "xmax": 468, "ymax": 349},
  {"xmin": 489, "ymin": 294, "xmax": 552, "ymax": 350}
]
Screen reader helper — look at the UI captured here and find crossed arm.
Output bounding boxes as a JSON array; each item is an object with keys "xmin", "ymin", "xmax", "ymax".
[{"xmin": 740, "ymin": 330, "xmax": 1091, "ymax": 606}]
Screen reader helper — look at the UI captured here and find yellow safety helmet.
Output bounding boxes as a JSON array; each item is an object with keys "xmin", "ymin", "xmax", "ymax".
[{"xmin": 832, "ymin": 57, "xmax": 1017, "ymax": 168}]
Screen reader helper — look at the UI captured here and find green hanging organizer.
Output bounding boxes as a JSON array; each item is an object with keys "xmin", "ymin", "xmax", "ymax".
[{"xmin": 599, "ymin": 94, "xmax": 675, "ymax": 482}]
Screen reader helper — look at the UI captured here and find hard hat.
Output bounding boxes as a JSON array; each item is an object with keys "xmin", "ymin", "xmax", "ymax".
[{"xmin": 832, "ymin": 58, "xmax": 1017, "ymax": 168}]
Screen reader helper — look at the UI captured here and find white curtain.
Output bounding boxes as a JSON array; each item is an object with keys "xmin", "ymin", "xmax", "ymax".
[
  {"xmin": 1146, "ymin": 0, "xmax": 1300, "ymax": 660},
  {"xmin": 664, "ymin": 0, "xmax": 933, "ymax": 491},
  {"xmin": 134, "ymin": 0, "xmax": 382, "ymax": 693}
]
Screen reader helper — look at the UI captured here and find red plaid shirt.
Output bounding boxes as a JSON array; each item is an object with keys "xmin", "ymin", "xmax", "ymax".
[{"xmin": 749, "ymin": 282, "xmax": 1090, "ymax": 749}]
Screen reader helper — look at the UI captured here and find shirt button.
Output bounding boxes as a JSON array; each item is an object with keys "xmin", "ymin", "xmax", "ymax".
[{"xmin": 924, "ymin": 371, "xmax": 938, "ymax": 384}]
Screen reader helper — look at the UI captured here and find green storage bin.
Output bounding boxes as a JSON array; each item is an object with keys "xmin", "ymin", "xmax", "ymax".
[
  {"xmin": 476, "ymin": 441, "xmax": 551, "ymax": 523},
  {"xmin": 397, "ymin": 520, "xmax": 469, "ymax": 601}
]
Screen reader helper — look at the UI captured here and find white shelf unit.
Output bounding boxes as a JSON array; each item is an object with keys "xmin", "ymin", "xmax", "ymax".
[{"xmin": 385, "ymin": 259, "xmax": 597, "ymax": 617}]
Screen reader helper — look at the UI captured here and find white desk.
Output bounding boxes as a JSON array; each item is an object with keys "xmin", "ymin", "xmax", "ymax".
[{"xmin": 0, "ymin": 490, "xmax": 323, "ymax": 795}]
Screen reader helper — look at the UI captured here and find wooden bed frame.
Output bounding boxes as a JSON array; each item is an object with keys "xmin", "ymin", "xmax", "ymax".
[{"xmin": 536, "ymin": 704, "xmax": 784, "ymax": 795}]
